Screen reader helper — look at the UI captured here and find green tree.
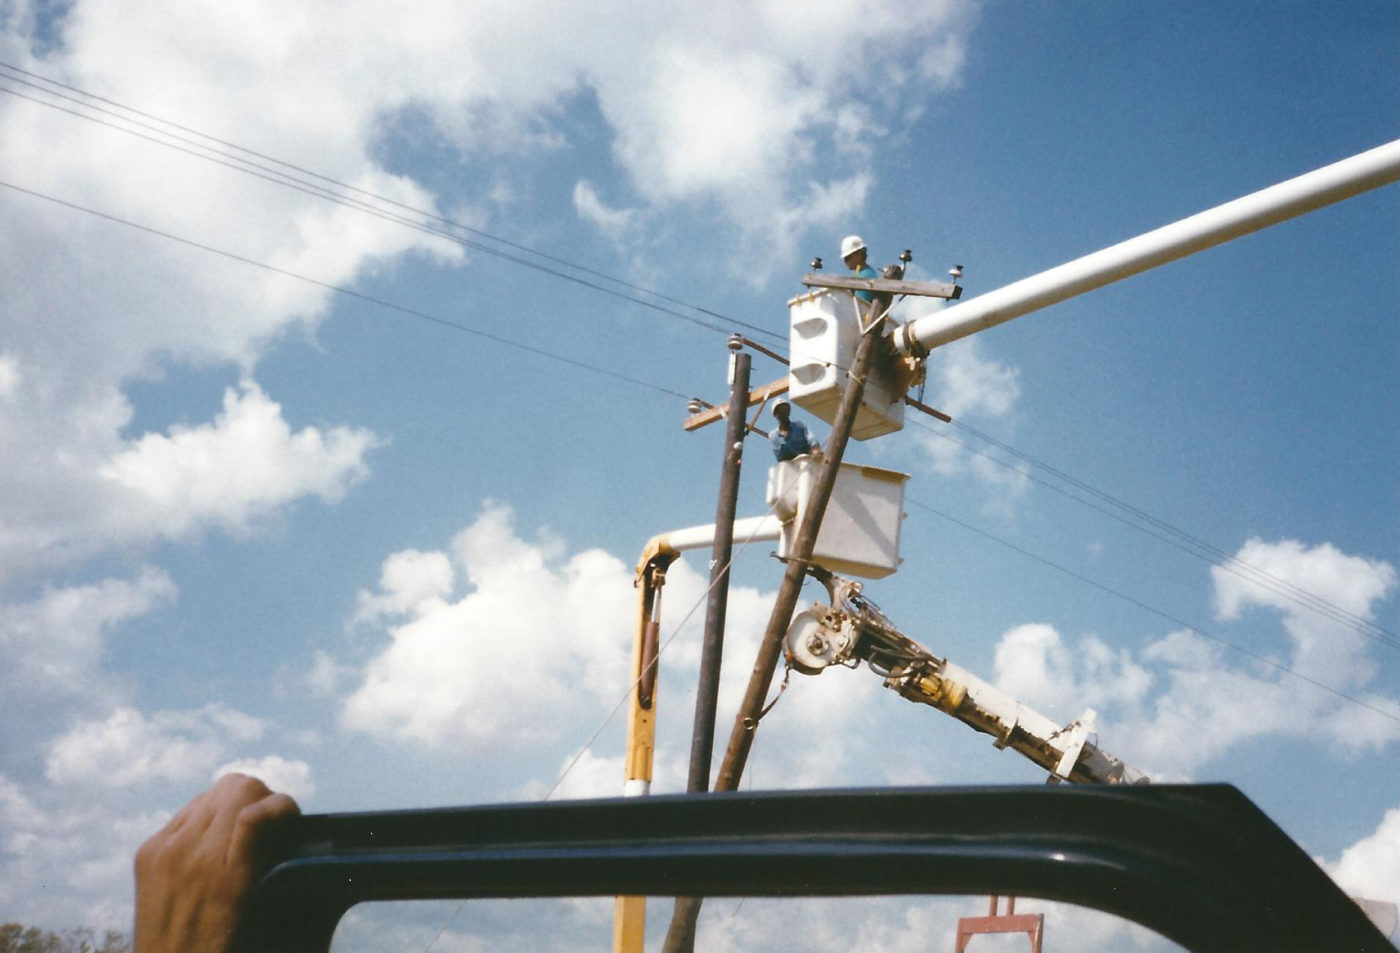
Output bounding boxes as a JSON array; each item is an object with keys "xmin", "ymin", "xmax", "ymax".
[
  {"xmin": 0, "ymin": 923, "xmax": 60, "ymax": 953},
  {"xmin": 0, "ymin": 924, "xmax": 129, "ymax": 953}
]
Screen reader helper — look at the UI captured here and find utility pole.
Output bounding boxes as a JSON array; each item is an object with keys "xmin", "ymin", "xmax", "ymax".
[
  {"xmin": 667, "ymin": 338, "xmax": 750, "ymax": 953},
  {"xmin": 660, "ymin": 301, "xmax": 887, "ymax": 953},
  {"xmin": 686, "ymin": 336, "xmax": 751, "ymax": 793}
]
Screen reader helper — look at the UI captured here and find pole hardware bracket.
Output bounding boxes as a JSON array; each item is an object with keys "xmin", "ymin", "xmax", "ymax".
[{"xmin": 800, "ymin": 274, "xmax": 963, "ymax": 300}]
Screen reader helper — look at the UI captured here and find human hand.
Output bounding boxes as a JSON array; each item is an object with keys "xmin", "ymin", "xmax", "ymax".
[{"xmin": 134, "ymin": 773, "xmax": 300, "ymax": 953}]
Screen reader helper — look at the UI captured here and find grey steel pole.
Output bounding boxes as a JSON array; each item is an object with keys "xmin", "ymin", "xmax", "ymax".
[
  {"xmin": 687, "ymin": 337, "xmax": 751, "ymax": 793},
  {"xmin": 660, "ymin": 310, "xmax": 884, "ymax": 953}
]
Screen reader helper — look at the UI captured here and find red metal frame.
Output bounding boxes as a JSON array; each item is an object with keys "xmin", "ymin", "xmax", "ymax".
[{"xmin": 955, "ymin": 896, "xmax": 1044, "ymax": 953}]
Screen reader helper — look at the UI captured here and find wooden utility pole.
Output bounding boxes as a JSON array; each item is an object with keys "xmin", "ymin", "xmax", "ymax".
[{"xmin": 685, "ymin": 336, "xmax": 751, "ymax": 794}]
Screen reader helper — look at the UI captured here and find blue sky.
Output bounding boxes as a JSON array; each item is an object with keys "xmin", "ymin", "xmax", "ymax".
[{"xmin": 1, "ymin": 0, "xmax": 1397, "ymax": 949}]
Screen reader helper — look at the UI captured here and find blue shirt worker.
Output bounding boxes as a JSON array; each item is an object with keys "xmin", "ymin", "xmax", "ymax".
[
  {"xmin": 771, "ymin": 398, "xmax": 822, "ymax": 461},
  {"xmin": 841, "ymin": 234, "xmax": 878, "ymax": 303}
]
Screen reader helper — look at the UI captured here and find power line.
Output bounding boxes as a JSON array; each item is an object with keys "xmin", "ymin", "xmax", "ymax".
[
  {"xmin": 689, "ymin": 290, "xmax": 1394, "ymax": 655},
  {"xmin": 905, "ymin": 414, "xmax": 1400, "ymax": 653},
  {"xmin": 0, "ymin": 177, "xmax": 695, "ymax": 402},
  {"xmin": 948, "ymin": 418, "xmax": 1399, "ymax": 646},
  {"xmin": 4, "ymin": 57, "xmax": 738, "ymax": 324},
  {"xmin": 791, "ymin": 316, "xmax": 1398, "ymax": 652},
  {"xmin": 0, "ymin": 61, "xmax": 787, "ymax": 346},
  {"xmin": 908, "ymin": 497, "xmax": 1400, "ymax": 726},
  {"xmin": 0, "ymin": 74, "xmax": 766, "ymax": 342},
  {"xmin": 745, "ymin": 320, "xmax": 1394, "ymax": 653},
  {"xmin": 9, "ymin": 59, "xmax": 1391, "ymax": 660}
]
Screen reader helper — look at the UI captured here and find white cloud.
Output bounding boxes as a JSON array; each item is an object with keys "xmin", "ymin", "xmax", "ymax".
[
  {"xmin": 608, "ymin": 45, "xmax": 818, "ymax": 204},
  {"xmin": 767, "ymin": 174, "xmax": 875, "ymax": 264},
  {"xmin": 917, "ymin": 30, "xmax": 969, "ymax": 87},
  {"xmin": 0, "ymin": 375, "xmax": 379, "ymax": 584},
  {"xmin": 579, "ymin": 1, "xmax": 972, "ymax": 259},
  {"xmin": 5, "ymin": 0, "xmax": 976, "ymax": 276},
  {"xmin": 101, "ymin": 379, "xmax": 377, "ymax": 539},
  {"xmin": 988, "ymin": 539, "xmax": 1400, "ymax": 780},
  {"xmin": 0, "ymin": 0, "xmax": 969, "ymax": 917},
  {"xmin": 0, "ymin": 567, "xmax": 175, "ymax": 700},
  {"xmin": 522, "ymin": 749, "xmax": 627, "ymax": 802},
  {"xmin": 572, "ymin": 180, "xmax": 637, "ymax": 243},
  {"xmin": 993, "ymin": 623, "xmax": 1152, "ymax": 723},
  {"xmin": 353, "ymin": 547, "xmax": 455, "ymax": 625},
  {"xmin": 338, "ymin": 503, "xmax": 896, "ymax": 803},
  {"xmin": 1322, "ymin": 810, "xmax": 1400, "ymax": 948},
  {"xmin": 0, "ymin": 774, "xmax": 46, "ymax": 838},
  {"xmin": 0, "ymin": 0, "xmax": 981, "ymax": 587},
  {"xmin": 1326, "ymin": 806, "xmax": 1400, "ymax": 905},
  {"xmin": 0, "ymin": 10, "xmax": 445, "ymax": 585},
  {"xmin": 340, "ymin": 503, "xmax": 639, "ymax": 749},
  {"xmin": 306, "ymin": 648, "xmax": 354, "ymax": 697},
  {"xmin": 1132, "ymin": 634, "xmax": 1300, "ymax": 776},
  {"xmin": 896, "ymin": 330, "xmax": 1028, "ymax": 504},
  {"xmin": 46, "ymin": 703, "xmax": 266, "ymax": 787},
  {"xmin": 0, "ymin": 352, "xmax": 18, "ymax": 398},
  {"xmin": 996, "ymin": 621, "xmax": 1397, "ymax": 781},
  {"xmin": 3, "ymin": 720, "xmax": 306, "ymax": 931},
  {"xmin": 0, "ymin": 770, "xmax": 163, "ymax": 930},
  {"xmin": 1213, "ymin": 537, "xmax": 1397, "ymax": 689},
  {"xmin": 215, "ymin": 755, "xmax": 316, "ymax": 803},
  {"xmin": 930, "ymin": 337, "xmax": 1022, "ymax": 421}
]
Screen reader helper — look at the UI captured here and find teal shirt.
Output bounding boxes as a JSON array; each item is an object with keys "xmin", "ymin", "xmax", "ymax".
[{"xmin": 853, "ymin": 264, "xmax": 878, "ymax": 302}]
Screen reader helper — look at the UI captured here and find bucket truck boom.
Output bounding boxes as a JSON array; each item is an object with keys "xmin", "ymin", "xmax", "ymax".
[{"xmin": 785, "ymin": 570, "xmax": 1147, "ymax": 785}]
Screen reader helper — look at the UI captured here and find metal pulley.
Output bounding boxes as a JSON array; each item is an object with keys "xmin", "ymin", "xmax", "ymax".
[{"xmin": 784, "ymin": 605, "xmax": 857, "ymax": 675}]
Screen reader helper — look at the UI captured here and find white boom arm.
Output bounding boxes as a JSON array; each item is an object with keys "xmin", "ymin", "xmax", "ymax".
[{"xmin": 894, "ymin": 137, "xmax": 1400, "ymax": 354}]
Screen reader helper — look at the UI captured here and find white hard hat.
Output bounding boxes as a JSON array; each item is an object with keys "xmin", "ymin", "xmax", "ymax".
[
  {"xmin": 840, "ymin": 235, "xmax": 866, "ymax": 259},
  {"xmin": 772, "ymin": 398, "xmax": 791, "ymax": 413}
]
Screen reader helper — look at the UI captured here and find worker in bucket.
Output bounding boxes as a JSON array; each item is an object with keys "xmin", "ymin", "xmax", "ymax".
[
  {"xmin": 841, "ymin": 234, "xmax": 878, "ymax": 304},
  {"xmin": 842, "ymin": 233, "xmax": 904, "ymax": 335},
  {"xmin": 770, "ymin": 398, "xmax": 822, "ymax": 462}
]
